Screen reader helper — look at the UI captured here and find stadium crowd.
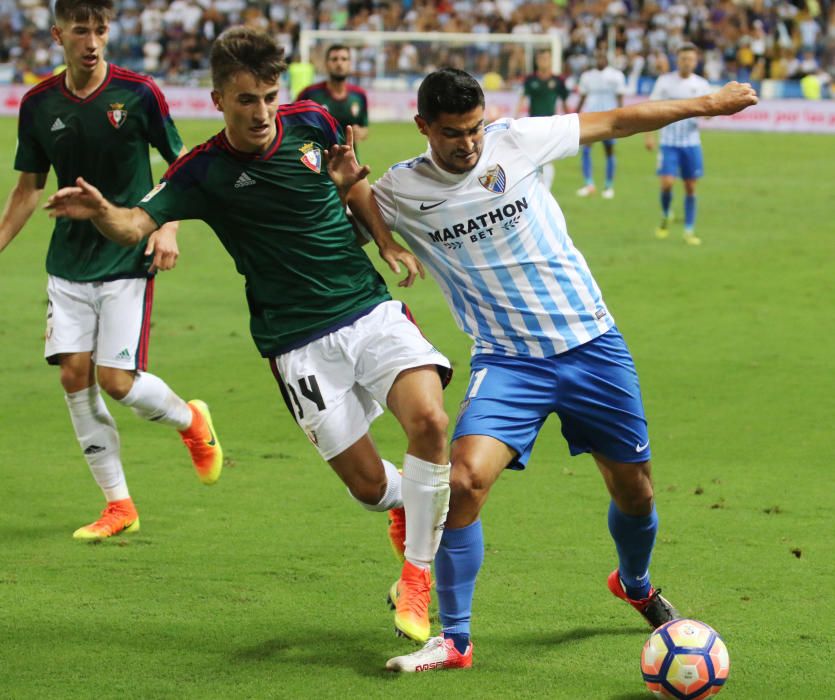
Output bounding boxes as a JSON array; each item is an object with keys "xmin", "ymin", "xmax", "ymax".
[{"xmin": 2, "ymin": 0, "xmax": 833, "ymax": 90}]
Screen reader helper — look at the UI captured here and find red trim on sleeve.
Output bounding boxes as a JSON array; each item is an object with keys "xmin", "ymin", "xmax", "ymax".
[
  {"xmin": 111, "ymin": 66, "xmax": 170, "ymax": 117},
  {"xmin": 279, "ymin": 101, "xmax": 341, "ymax": 142},
  {"xmin": 162, "ymin": 140, "xmax": 213, "ymax": 179},
  {"xmin": 20, "ymin": 73, "xmax": 64, "ymax": 104}
]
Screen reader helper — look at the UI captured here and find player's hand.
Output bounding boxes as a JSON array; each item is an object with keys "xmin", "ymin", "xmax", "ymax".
[
  {"xmin": 145, "ymin": 224, "xmax": 179, "ymax": 273},
  {"xmin": 379, "ymin": 240, "xmax": 425, "ymax": 288},
  {"xmin": 325, "ymin": 125, "xmax": 371, "ymax": 194},
  {"xmin": 44, "ymin": 177, "xmax": 106, "ymax": 220},
  {"xmin": 707, "ymin": 82, "xmax": 759, "ymax": 116},
  {"xmin": 644, "ymin": 134, "xmax": 655, "ymax": 151}
]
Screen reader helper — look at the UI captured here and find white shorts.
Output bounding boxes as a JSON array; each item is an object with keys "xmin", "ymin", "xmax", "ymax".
[
  {"xmin": 269, "ymin": 300, "xmax": 451, "ymax": 461},
  {"xmin": 45, "ymin": 275, "xmax": 155, "ymax": 370}
]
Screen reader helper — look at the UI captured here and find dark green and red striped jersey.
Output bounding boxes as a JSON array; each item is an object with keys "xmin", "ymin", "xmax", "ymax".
[
  {"xmin": 137, "ymin": 101, "xmax": 390, "ymax": 357},
  {"xmin": 295, "ymin": 82, "xmax": 369, "ymax": 130},
  {"xmin": 15, "ymin": 64, "xmax": 183, "ymax": 282}
]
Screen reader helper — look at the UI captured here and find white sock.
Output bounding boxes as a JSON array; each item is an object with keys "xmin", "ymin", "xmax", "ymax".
[
  {"xmin": 117, "ymin": 371, "xmax": 191, "ymax": 430},
  {"xmin": 542, "ymin": 162, "xmax": 555, "ymax": 191},
  {"xmin": 402, "ymin": 454, "xmax": 450, "ymax": 570},
  {"xmin": 66, "ymin": 386, "xmax": 129, "ymax": 502},
  {"xmin": 350, "ymin": 459, "xmax": 403, "ymax": 511}
]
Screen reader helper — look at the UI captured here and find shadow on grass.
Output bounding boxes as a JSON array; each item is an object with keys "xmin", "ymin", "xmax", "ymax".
[
  {"xmin": 500, "ymin": 625, "xmax": 644, "ymax": 648},
  {"xmin": 230, "ymin": 628, "xmax": 401, "ymax": 679}
]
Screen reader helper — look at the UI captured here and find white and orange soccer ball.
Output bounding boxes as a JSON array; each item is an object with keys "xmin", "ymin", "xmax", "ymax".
[{"xmin": 641, "ymin": 619, "xmax": 730, "ymax": 699}]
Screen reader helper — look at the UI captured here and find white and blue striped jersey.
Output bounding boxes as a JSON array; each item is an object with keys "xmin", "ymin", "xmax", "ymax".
[
  {"xmin": 650, "ymin": 72, "xmax": 713, "ymax": 146},
  {"xmin": 578, "ymin": 66, "xmax": 626, "ymax": 112},
  {"xmin": 370, "ymin": 114, "xmax": 614, "ymax": 359}
]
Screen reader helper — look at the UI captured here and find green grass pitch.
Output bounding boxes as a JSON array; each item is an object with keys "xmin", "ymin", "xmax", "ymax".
[{"xmin": 0, "ymin": 116, "xmax": 833, "ymax": 699}]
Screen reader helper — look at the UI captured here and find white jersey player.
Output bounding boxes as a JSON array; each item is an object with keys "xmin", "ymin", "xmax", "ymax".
[
  {"xmin": 367, "ymin": 68, "xmax": 757, "ymax": 673},
  {"xmin": 645, "ymin": 44, "xmax": 714, "ymax": 244},
  {"xmin": 576, "ymin": 49, "xmax": 627, "ymax": 198}
]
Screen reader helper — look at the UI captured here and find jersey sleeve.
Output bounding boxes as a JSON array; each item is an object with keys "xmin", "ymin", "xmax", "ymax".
[
  {"xmin": 370, "ymin": 172, "xmax": 397, "ymax": 230},
  {"xmin": 14, "ymin": 99, "xmax": 50, "ymax": 173},
  {"xmin": 615, "ymin": 71, "xmax": 627, "ymax": 95},
  {"xmin": 578, "ymin": 72, "xmax": 590, "ymax": 96},
  {"xmin": 649, "ymin": 75, "xmax": 667, "ymax": 101},
  {"xmin": 522, "ymin": 77, "xmax": 532, "ymax": 98},
  {"xmin": 144, "ymin": 77, "xmax": 183, "ymax": 164},
  {"xmin": 136, "ymin": 165, "xmax": 205, "ymax": 227},
  {"xmin": 509, "ymin": 114, "xmax": 580, "ymax": 166},
  {"xmin": 357, "ymin": 91, "xmax": 369, "ymax": 127}
]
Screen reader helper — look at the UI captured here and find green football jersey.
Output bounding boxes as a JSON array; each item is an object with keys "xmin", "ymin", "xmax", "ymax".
[
  {"xmin": 295, "ymin": 81, "xmax": 368, "ymax": 159},
  {"xmin": 296, "ymin": 81, "xmax": 369, "ymax": 130},
  {"xmin": 523, "ymin": 73, "xmax": 568, "ymax": 117},
  {"xmin": 15, "ymin": 64, "xmax": 183, "ymax": 282},
  {"xmin": 138, "ymin": 102, "xmax": 390, "ymax": 357}
]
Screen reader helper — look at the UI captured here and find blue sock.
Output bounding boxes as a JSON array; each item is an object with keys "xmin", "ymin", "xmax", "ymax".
[
  {"xmin": 605, "ymin": 154, "xmax": 615, "ymax": 188},
  {"xmin": 608, "ymin": 501, "xmax": 657, "ymax": 600},
  {"xmin": 581, "ymin": 146, "xmax": 593, "ymax": 185},
  {"xmin": 661, "ymin": 190, "xmax": 672, "ymax": 218},
  {"xmin": 684, "ymin": 194, "xmax": 696, "ymax": 231},
  {"xmin": 436, "ymin": 520, "xmax": 484, "ymax": 654}
]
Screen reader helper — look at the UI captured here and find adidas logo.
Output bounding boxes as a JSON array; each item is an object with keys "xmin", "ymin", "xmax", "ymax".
[
  {"xmin": 84, "ymin": 445, "xmax": 105, "ymax": 455},
  {"xmin": 234, "ymin": 171, "xmax": 256, "ymax": 188},
  {"xmin": 116, "ymin": 348, "xmax": 131, "ymax": 360},
  {"xmin": 51, "ymin": 117, "xmax": 66, "ymax": 132}
]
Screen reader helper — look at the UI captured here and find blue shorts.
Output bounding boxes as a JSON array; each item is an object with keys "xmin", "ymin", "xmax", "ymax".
[
  {"xmin": 656, "ymin": 145, "xmax": 704, "ymax": 179},
  {"xmin": 453, "ymin": 327, "xmax": 650, "ymax": 469}
]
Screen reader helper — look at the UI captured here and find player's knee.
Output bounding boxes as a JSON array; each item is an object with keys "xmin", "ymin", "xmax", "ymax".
[
  {"xmin": 347, "ymin": 476, "xmax": 386, "ymax": 507},
  {"xmin": 449, "ymin": 458, "xmax": 489, "ymax": 502},
  {"xmin": 615, "ymin": 475, "xmax": 654, "ymax": 515},
  {"xmin": 97, "ymin": 367, "xmax": 135, "ymax": 400},
  {"xmin": 59, "ymin": 364, "xmax": 91, "ymax": 394},
  {"xmin": 405, "ymin": 405, "xmax": 449, "ymax": 451}
]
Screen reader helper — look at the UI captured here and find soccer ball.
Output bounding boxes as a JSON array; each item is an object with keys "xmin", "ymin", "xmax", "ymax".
[{"xmin": 641, "ymin": 619, "xmax": 730, "ymax": 699}]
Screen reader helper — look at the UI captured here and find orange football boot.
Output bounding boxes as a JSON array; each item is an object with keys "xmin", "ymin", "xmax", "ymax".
[
  {"xmin": 388, "ymin": 560, "xmax": 432, "ymax": 642},
  {"xmin": 179, "ymin": 400, "xmax": 222, "ymax": 485},
  {"xmin": 387, "ymin": 507, "xmax": 406, "ymax": 562},
  {"xmin": 73, "ymin": 498, "xmax": 140, "ymax": 540}
]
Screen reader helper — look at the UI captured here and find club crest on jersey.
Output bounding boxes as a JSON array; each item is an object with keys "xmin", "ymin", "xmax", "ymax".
[
  {"xmin": 299, "ymin": 142, "xmax": 322, "ymax": 173},
  {"xmin": 107, "ymin": 103, "xmax": 127, "ymax": 129},
  {"xmin": 478, "ymin": 164, "xmax": 506, "ymax": 194}
]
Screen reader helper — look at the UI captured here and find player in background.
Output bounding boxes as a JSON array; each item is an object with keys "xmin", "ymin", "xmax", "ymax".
[
  {"xmin": 296, "ymin": 44, "xmax": 369, "ymax": 150},
  {"xmin": 645, "ymin": 44, "xmax": 713, "ymax": 245},
  {"xmin": 575, "ymin": 49, "xmax": 627, "ymax": 199},
  {"xmin": 0, "ymin": 0, "xmax": 221, "ymax": 541},
  {"xmin": 360, "ymin": 68, "xmax": 757, "ymax": 672},
  {"xmin": 515, "ymin": 48, "xmax": 568, "ymax": 192},
  {"xmin": 46, "ymin": 27, "xmax": 452, "ymax": 646}
]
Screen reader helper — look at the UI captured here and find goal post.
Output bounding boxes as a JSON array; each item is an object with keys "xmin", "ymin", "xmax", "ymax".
[{"xmin": 297, "ymin": 29, "xmax": 562, "ymax": 89}]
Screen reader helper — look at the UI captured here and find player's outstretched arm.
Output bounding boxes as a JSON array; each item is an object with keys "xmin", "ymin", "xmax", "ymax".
[
  {"xmin": 578, "ymin": 81, "xmax": 758, "ymax": 145},
  {"xmin": 45, "ymin": 176, "xmax": 158, "ymax": 246},
  {"xmin": 0, "ymin": 171, "xmax": 48, "ymax": 253}
]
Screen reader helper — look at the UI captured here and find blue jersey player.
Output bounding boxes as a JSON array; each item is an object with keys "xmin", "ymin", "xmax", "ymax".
[
  {"xmin": 367, "ymin": 69, "xmax": 757, "ymax": 672},
  {"xmin": 645, "ymin": 44, "xmax": 713, "ymax": 245}
]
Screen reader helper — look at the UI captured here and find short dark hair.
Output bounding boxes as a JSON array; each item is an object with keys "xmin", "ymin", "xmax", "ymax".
[
  {"xmin": 677, "ymin": 43, "xmax": 698, "ymax": 54},
  {"xmin": 417, "ymin": 68, "xmax": 485, "ymax": 124},
  {"xmin": 210, "ymin": 27, "xmax": 287, "ymax": 90},
  {"xmin": 326, "ymin": 44, "xmax": 350, "ymax": 60},
  {"xmin": 53, "ymin": 0, "xmax": 114, "ymax": 25}
]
